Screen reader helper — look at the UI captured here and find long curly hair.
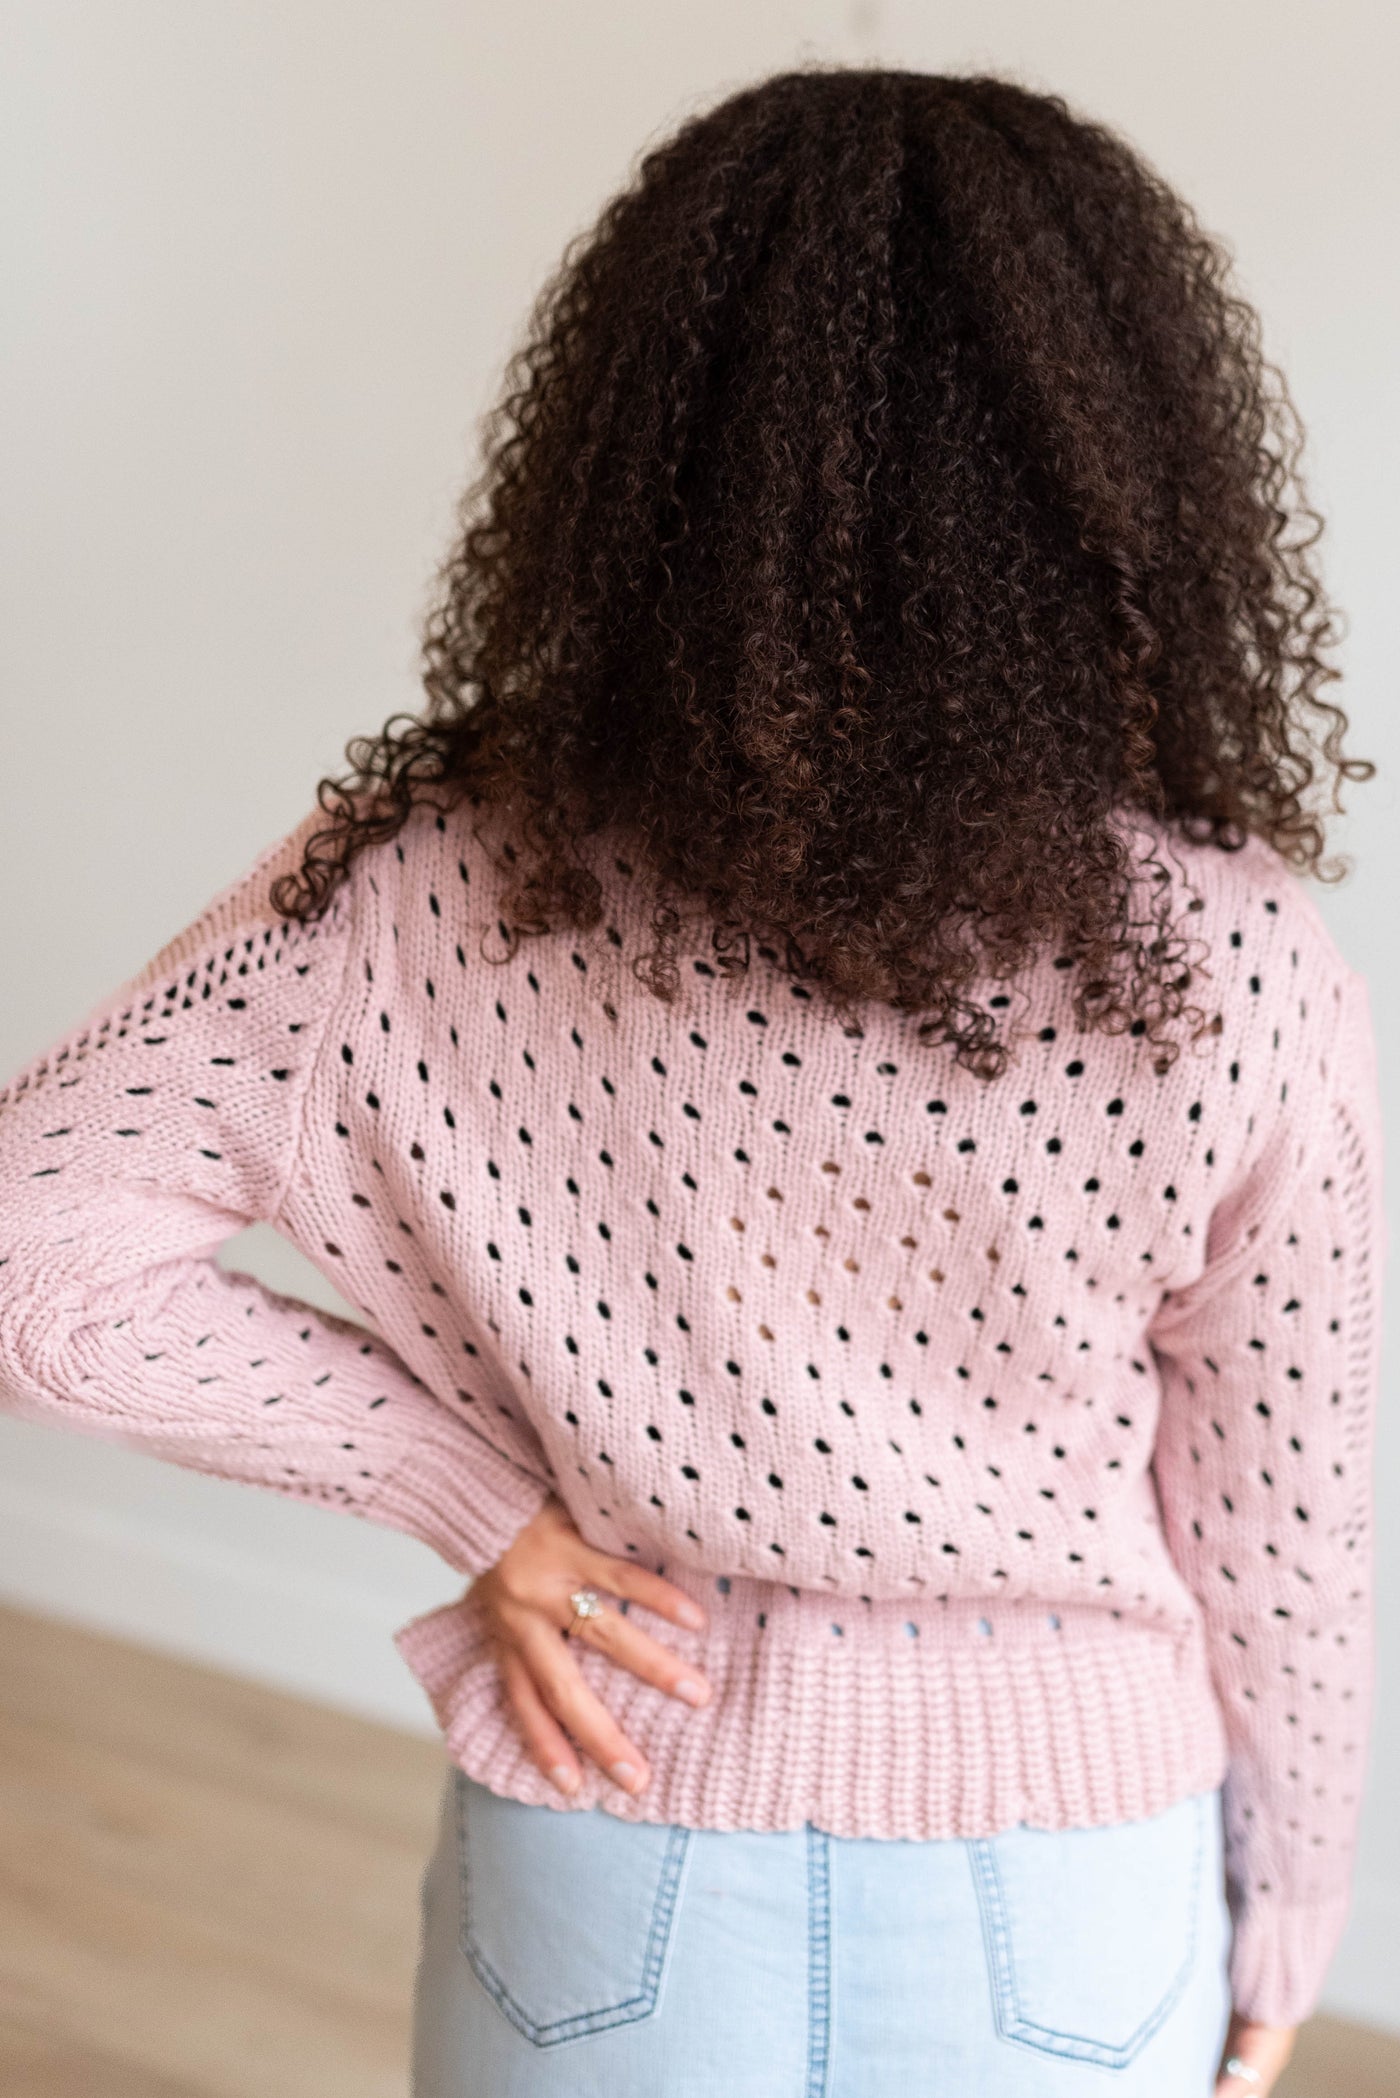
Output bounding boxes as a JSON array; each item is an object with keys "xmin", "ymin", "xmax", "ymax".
[{"xmin": 270, "ymin": 63, "xmax": 1372, "ymax": 1078}]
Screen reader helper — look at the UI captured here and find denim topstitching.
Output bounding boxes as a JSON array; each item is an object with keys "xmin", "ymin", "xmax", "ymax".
[
  {"xmin": 453, "ymin": 1768, "xmax": 694, "ymax": 2047},
  {"xmin": 805, "ymin": 1822, "xmax": 833, "ymax": 2098},
  {"xmin": 967, "ymin": 1791, "xmax": 1206, "ymax": 2069}
]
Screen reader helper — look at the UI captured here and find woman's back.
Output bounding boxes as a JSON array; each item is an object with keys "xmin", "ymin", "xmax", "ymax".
[{"xmin": 330, "ymin": 798, "xmax": 1360, "ymax": 1611}]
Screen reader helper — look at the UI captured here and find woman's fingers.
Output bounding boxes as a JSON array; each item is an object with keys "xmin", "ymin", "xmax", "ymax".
[
  {"xmin": 520, "ymin": 1618, "xmax": 653, "ymax": 1796},
  {"xmin": 475, "ymin": 1504, "xmax": 718, "ymax": 1801},
  {"xmin": 499, "ymin": 1645, "xmax": 582, "ymax": 1797},
  {"xmin": 1214, "ymin": 2016, "xmax": 1297, "ymax": 2095},
  {"xmin": 492, "ymin": 1567, "xmax": 712, "ymax": 1703},
  {"xmin": 566, "ymin": 1595, "xmax": 711, "ymax": 1707},
  {"xmin": 578, "ymin": 1549, "xmax": 708, "ymax": 1634}
]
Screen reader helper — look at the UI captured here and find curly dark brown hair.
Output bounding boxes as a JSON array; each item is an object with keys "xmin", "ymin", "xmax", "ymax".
[{"xmin": 270, "ymin": 63, "xmax": 1372, "ymax": 1078}]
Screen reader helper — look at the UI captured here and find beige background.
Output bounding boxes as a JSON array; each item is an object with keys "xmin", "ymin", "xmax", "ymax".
[{"xmin": 1, "ymin": 0, "xmax": 1395, "ymax": 2030}]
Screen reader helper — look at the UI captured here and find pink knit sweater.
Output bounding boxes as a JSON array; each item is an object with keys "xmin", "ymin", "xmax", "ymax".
[{"xmin": 0, "ymin": 796, "xmax": 1384, "ymax": 2027}]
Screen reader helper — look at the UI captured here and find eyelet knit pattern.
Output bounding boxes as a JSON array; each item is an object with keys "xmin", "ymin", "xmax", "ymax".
[{"xmin": 0, "ymin": 797, "xmax": 1384, "ymax": 2029}]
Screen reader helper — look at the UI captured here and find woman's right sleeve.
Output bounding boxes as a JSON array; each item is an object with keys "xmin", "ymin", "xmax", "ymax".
[
  {"xmin": 1147, "ymin": 965, "xmax": 1387, "ymax": 2028},
  {"xmin": 0, "ymin": 807, "xmax": 554, "ymax": 1578}
]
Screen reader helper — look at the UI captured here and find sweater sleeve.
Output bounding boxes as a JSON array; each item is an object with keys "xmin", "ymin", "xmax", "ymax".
[
  {"xmin": 0, "ymin": 808, "xmax": 554, "ymax": 1577},
  {"xmin": 1147, "ymin": 966, "xmax": 1387, "ymax": 2028}
]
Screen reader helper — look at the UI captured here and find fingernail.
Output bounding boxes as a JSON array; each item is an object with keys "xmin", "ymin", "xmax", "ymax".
[
  {"xmin": 674, "ymin": 1677, "xmax": 708, "ymax": 1706},
  {"xmin": 610, "ymin": 1760, "xmax": 642, "ymax": 1791},
  {"xmin": 549, "ymin": 1763, "xmax": 579, "ymax": 1794},
  {"xmin": 677, "ymin": 1601, "xmax": 706, "ymax": 1630}
]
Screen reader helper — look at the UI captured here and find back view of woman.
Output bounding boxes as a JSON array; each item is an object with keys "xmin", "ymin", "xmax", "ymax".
[{"xmin": 0, "ymin": 64, "xmax": 1384, "ymax": 2098}]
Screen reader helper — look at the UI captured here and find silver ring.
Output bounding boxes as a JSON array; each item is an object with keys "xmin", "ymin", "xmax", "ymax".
[
  {"xmin": 565, "ymin": 1586, "xmax": 604, "ymax": 1638},
  {"xmin": 1223, "ymin": 2062, "xmax": 1262, "ymax": 2086}
]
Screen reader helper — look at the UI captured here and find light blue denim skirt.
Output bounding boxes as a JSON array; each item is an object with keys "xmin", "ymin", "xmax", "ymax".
[{"xmin": 411, "ymin": 1767, "xmax": 1234, "ymax": 2097}]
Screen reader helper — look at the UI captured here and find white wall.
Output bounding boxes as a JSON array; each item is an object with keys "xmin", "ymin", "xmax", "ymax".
[{"xmin": 2, "ymin": 0, "xmax": 1395, "ymax": 2030}]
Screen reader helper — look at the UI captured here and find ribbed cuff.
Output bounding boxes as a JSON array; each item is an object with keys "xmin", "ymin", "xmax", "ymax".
[
  {"xmin": 372, "ymin": 1423, "xmax": 553, "ymax": 1577},
  {"xmin": 1227, "ymin": 1890, "xmax": 1354, "ymax": 2028}
]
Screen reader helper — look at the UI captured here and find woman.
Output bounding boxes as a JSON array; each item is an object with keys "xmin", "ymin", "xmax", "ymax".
[{"xmin": 0, "ymin": 63, "xmax": 1384, "ymax": 2098}]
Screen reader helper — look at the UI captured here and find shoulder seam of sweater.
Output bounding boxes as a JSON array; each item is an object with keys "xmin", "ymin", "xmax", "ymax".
[{"xmin": 269, "ymin": 870, "xmax": 358, "ymax": 1231}]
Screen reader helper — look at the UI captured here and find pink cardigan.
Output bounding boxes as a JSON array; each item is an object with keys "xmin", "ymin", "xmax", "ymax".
[{"xmin": 0, "ymin": 797, "xmax": 1385, "ymax": 2027}]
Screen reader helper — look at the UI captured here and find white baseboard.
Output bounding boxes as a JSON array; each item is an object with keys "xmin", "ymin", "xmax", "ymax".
[
  {"xmin": 1321, "ymin": 1880, "xmax": 1400, "ymax": 2033},
  {"xmin": 0, "ymin": 1433, "xmax": 458, "ymax": 1736},
  {"xmin": 0, "ymin": 1433, "xmax": 1396, "ymax": 2035}
]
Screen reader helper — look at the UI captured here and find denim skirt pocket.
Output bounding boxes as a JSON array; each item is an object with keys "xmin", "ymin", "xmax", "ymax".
[
  {"xmin": 967, "ymin": 1788, "xmax": 1208, "ymax": 2071},
  {"xmin": 452, "ymin": 1769, "xmax": 693, "ymax": 2048}
]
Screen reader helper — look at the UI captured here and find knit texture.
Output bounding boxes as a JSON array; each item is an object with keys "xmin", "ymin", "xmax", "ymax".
[{"xmin": 0, "ymin": 796, "xmax": 1384, "ymax": 2028}]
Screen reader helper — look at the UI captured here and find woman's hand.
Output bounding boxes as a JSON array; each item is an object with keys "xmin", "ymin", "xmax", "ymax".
[
  {"xmin": 470, "ymin": 1493, "xmax": 712, "ymax": 1800},
  {"xmin": 1214, "ymin": 2014, "xmax": 1297, "ymax": 2094}
]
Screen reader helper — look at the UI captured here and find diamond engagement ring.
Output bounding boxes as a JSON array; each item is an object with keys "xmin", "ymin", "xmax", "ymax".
[
  {"xmin": 1222, "ymin": 2062, "xmax": 1262, "ymax": 2086},
  {"xmin": 565, "ymin": 1586, "xmax": 604, "ymax": 1637}
]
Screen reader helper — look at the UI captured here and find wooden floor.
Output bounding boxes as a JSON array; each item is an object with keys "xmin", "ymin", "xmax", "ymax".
[
  {"xmin": 0, "ymin": 1601, "xmax": 1395, "ymax": 2097},
  {"xmin": 0, "ymin": 1602, "xmax": 443, "ymax": 2097}
]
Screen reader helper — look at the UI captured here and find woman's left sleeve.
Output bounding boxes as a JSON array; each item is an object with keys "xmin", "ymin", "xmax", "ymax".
[
  {"xmin": 1147, "ymin": 966, "xmax": 1388, "ymax": 2027},
  {"xmin": 0, "ymin": 808, "xmax": 555, "ymax": 1577}
]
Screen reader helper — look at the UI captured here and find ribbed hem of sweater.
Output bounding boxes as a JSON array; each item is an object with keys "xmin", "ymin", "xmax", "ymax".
[
  {"xmin": 393, "ymin": 1590, "xmax": 1230, "ymax": 1838},
  {"xmin": 1225, "ymin": 1891, "xmax": 1354, "ymax": 2029},
  {"xmin": 372, "ymin": 1427, "xmax": 551, "ymax": 1577}
]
